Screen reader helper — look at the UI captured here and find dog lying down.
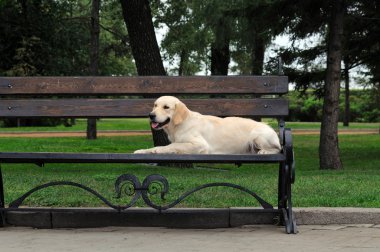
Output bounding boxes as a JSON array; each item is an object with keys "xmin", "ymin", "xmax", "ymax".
[{"xmin": 134, "ymin": 96, "xmax": 281, "ymax": 155}]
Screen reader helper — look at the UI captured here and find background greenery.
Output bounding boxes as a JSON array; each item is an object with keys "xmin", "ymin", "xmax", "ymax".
[
  {"xmin": 288, "ymin": 90, "xmax": 380, "ymax": 123},
  {"xmin": 0, "ymin": 119, "xmax": 378, "ymax": 132},
  {"xmin": 0, "ymin": 0, "xmax": 136, "ymax": 76}
]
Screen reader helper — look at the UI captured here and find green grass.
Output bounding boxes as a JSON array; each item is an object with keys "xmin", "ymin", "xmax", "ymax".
[
  {"xmin": 0, "ymin": 119, "xmax": 151, "ymax": 132},
  {"xmin": 0, "ymin": 119, "xmax": 378, "ymax": 132},
  {"xmin": 285, "ymin": 121, "xmax": 379, "ymax": 130},
  {"xmin": 0, "ymin": 134, "xmax": 379, "ymax": 208}
]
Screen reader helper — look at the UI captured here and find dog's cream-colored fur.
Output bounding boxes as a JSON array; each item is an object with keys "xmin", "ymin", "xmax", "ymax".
[{"xmin": 134, "ymin": 96, "xmax": 281, "ymax": 155}]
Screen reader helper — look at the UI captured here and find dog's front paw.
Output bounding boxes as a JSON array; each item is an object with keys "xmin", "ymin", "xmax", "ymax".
[
  {"xmin": 134, "ymin": 149, "xmax": 152, "ymax": 154},
  {"xmin": 257, "ymin": 148, "xmax": 280, "ymax": 154},
  {"xmin": 134, "ymin": 147, "xmax": 169, "ymax": 154}
]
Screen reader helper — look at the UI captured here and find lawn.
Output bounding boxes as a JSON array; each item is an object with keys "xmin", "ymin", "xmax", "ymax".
[
  {"xmin": 0, "ymin": 133, "xmax": 379, "ymax": 208},
  {"xmin": 0, "ymin": 119, "xmax": 378, "ymax": 132},
  {"xmin": 0, "ymin": 119, "xmax": 151, "ymax": 132}
]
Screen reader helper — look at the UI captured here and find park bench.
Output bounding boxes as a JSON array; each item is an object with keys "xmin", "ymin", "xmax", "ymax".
[{"xmin": 0, "ymin": 75, "xmax": 296, "ymax": 233}]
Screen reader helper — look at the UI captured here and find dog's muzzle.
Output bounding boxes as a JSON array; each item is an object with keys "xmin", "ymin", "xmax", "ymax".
[{"xmin": 149, "ymin": 113, "xmax": 170, "ymax": 129}]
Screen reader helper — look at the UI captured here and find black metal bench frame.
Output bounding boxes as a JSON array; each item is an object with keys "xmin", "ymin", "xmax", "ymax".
[{"xmin": 0, "ymin": 75, "xmax": 296, "ymax": 233}]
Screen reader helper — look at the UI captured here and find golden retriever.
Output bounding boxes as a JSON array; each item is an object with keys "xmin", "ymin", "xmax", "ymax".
[{"xmin": 134, "ymin": 96, "xmax": 281, "ymax": 155}]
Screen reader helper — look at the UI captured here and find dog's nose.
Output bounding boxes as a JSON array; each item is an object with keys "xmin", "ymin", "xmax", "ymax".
[{"xmin": 149, "ymin": 113, "xmax": 156, "ymax": 120}]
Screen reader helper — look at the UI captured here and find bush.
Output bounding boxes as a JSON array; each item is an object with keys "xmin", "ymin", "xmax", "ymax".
[
  {"xmin": 1, "ymin": 118, "xmax": 69, "ymax": 128},
  {"xmin": 288, "ymin": 92, "xmax": 323, "ymax": 122},
  {"xmin": 288, "ymin": 89, "xmax": 379, "ymax": 122}
]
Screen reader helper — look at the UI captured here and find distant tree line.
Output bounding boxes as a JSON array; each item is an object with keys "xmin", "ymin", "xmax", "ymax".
[{"xmin": 288, "ymin": 89, "xmax": 379, "ymax": 123}]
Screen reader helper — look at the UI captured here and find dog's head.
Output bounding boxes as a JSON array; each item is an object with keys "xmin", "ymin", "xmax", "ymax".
[{"xmin": 149, "ymin": 96, "xmax": 189, "ymax": 130}]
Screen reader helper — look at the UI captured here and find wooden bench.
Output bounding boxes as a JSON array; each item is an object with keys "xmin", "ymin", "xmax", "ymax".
[{"xmin": 0, "ymin": 76, "xmax": 296, "ymax": 233}]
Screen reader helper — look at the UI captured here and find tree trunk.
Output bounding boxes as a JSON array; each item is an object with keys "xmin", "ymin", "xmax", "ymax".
[
  {"xmin": 319, "ymin": 0, "xmax": 345, "ymax": 170},
  {"xmin": 120, "ymin": 0, "xmax": 166, "ymax": 76},
  {"xmin": 210, "ymin": 43, "xmax": 229, "ymax": 75},
  {"xmin": 251, "ymin": 36, "xmax": 265, "ymax": 122},
  {"xmin": 210, "ymin": 18, "xmax": 230, "ymax": 75},
  {"xmin": 87, "ymin": 0, "xmax": 100, "ymax": 140},
  {"xmin": 178, "ymin": 49, "xmax": 187, "ymax": 76},
  {"xmin": 251, "ymin": 36, "xmax": 265, "ymax": 75},
  {"xmin": 120, "ymin": 0, "xmax": 171, "ymax": 149},
  {"xmin": 343, "ymin": 57, "xmax": 350, "ymax": 127}
]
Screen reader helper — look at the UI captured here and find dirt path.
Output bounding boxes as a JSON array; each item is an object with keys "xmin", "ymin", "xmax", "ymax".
[{"xmin": 0, "ymin": 129, "xmax": 378, "ymax": 138}]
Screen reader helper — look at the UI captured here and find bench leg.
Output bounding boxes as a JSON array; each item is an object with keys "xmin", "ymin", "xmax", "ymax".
[
  {"xmin": 284, "ymin": 171, "xmax": 297, "ymax": 234},
  {"xmin": 0, "ymin": 165, "xmax": 5, "ymax": 227},
  {"xmin": 278, "ymin": 162, "xmax": 286, "ymax": 210},
  {"xmin": 278, "ymin": 162, "xmax": 297, "ymax": 234}
]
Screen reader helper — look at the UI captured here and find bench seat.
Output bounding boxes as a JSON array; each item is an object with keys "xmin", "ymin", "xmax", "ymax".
[{"xmin": 0, "ymin": 152, "xmax": 286, "ymax": 164}]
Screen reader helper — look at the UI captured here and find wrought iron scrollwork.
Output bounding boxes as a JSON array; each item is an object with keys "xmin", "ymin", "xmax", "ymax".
[
  {"xmin": 114, "ymin": 174, "xmax": 169, "ymax": 210},
  {"xmin": 9, "ymin": 173, "xmax": 273, "ymax": 211}
]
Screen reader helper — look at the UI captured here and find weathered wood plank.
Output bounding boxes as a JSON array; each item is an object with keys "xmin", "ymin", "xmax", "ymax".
[
  {"xmin": 0, "ymin": 98, "xmax": 288, "ymax": 118},
  {"xmin": 0, "ymin": 76, "xmax": 288, "ymax": 95}
]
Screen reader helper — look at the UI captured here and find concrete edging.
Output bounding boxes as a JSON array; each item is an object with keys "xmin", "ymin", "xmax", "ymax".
[
  {"xmin": 4, "ymin": 207, "xmax": 380, "ymax": 229},
  {"xmin": 295, "ymin": 207, "xmax": 380, "ymax": 225}
]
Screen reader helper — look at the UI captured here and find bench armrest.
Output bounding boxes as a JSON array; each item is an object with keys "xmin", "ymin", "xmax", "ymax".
[{"xmin": 283, "ymin": 128, "xmax": 295, "ymax": 184}]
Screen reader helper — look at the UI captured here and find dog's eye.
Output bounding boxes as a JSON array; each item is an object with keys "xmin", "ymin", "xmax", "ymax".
[{"xmin": 163, "ymin": 105, "xmax": 170, "ymax": 110}]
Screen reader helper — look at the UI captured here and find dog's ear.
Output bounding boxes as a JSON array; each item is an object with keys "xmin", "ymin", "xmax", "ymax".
[{"xmin": 173, "ymin": 101, "xmax": 189, "ymax": 126}]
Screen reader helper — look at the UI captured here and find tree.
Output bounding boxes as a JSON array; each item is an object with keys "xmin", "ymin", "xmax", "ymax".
[
  {"xmin": 0, "ymin": 0, "xmax": 135, "ymax": 75},
  {"xmin": 341, "ymin": 0, "xmax": 380, "ymax": 126},
  {"xmin": 347, "ymin": 0, "xmax": 380, "ymax": 115},
  {"xmin": 157, "ymin": 0, "xmax": 278, "ymax": 76},
  {"xmin": 343, "ymin": 56, "xmax": 350, "ymax": 126},
  {"xmin": 157, "ymin": 0, "xmax": 232, "ymax": 75},
  {"xmin": 154, "ymin": 0, "xmax": 209, "ymax": 76},
  {"xmin": 87, "ymin": 0, "xmax": 101, "ymax": 140},
  {"xmin": 0, "ymin": 0, "xmax": 136, "ymax": 128},
  {"xmin": 319, "ymin": 0, "xmax": 345, "ymax": 170},
  {"xmin": 232, "ymin": 1, "xmax": 277, "ymax": 75},
  {"xmin": 210, "ymin": 16, "xmax": 231, "ymax": 75},
  {"xmin": 271, "ymin": 0, "xmax": 376, "ymax": 169},
  {"xmin": 120, "ymin": 0, "xmax": 166, "ymax": 76},
  {"xmin": 120, "ymin": 0, "xmax": 170, "ymax": 148}
]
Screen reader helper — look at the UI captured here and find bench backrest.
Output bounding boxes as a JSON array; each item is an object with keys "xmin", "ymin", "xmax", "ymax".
[{"xmin": 0, "ymin": 76, "xmax": 288, "ymax": 118}]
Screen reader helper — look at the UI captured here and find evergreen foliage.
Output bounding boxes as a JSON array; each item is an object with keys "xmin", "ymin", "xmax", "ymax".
[{"xmin": 0, "ymin": 0, "xmax": 136, "ymax": 76}]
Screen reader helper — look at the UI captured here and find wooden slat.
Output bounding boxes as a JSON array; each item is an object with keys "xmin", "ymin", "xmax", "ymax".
[
  {"xmin": 0, "ymin": 76, "xmax": 288, "ymax": 95},
  {"xmin": 0, "ymin": 152, "xmax": 286, "ymax": 164},
  {"xmin": 0, "ymin": 98, "xmax": 288, "ymax": 118}
]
